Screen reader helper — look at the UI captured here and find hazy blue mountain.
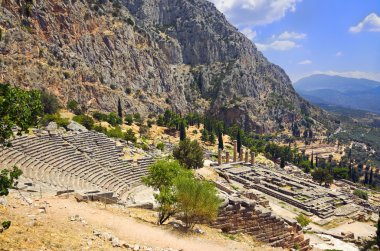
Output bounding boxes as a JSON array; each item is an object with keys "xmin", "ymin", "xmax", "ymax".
[{"xmin": 294, "ymin": 75, "xmax": 380, "ymax": 114}]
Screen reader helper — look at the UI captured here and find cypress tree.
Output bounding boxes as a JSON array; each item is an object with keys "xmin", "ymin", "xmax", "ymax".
[
  {"xmin": 364, "ymin": 170, "xmax": 369, "ymax": 185},
  {"xmin": 117, "ymin": 98, "xmax": 123, "ymax": 118},
  {"xmin": 218, "ymin": 131, "xmax": 224, "ymax": 150},
  {"xmin": 370, "ymin": 168, "xmax": 374, "ymax": 185},
  {"xmin": 179, "ymin": 120, "xmax": 186, "ymax": 141},
  {"xmin": 310, "ymin": 151, "xmax": 314, "ymax": 168},
  {"xmin": 237, "ymin": 129, "xmax": 242, "ymax": 156},
  {"xmin": 376, "ymin": 211, "xmax": 380, "ymax": 247},
  {"xmin": 315, "ymin": 154, "xmax": 319, "ymax": 168}
]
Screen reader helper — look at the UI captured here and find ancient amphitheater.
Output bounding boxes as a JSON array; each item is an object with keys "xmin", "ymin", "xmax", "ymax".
[{"xmin": 0, "ymin": 128, "xmax": 154, "ymax": 201}]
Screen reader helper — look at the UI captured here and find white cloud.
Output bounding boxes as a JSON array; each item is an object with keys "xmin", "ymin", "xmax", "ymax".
[
  {"xmin": 278, "ymin": 31, "xmax": 306, "ymax": 40},
  {"xmin": 349, "ymin": 13, "xmax": 380, "ymax": 33},
  {"xmin": 240, "ymin": 27, "xmax": 257, "ymax": 40},
  {"xmin": 293, "ymin": 71, "xmax": 380, "ymax": 83},
  {"xmin": 209, "ymin": 0, "xmax": 302, "ymax": 26},
  {"xmin": 256, "ymin": 40, "xmax": 300, "ymax": 51},
  {"xmin": 298, "ymin": 60, "xmax": 312, "ymax": 65},
  {"xmin": 335, "ymin": 51, "xmax": 343, "ymax": 57}
]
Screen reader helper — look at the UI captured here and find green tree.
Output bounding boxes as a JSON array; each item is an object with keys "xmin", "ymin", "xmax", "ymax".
[
  {"xmin": 0, "ymin": 166, "xmax": 22, "ymax": 232},
  {"xmin": 142, "ymin": 160, "xmax": 192, "ymax": 224},
  {"xmin": 311, "ymin": 168, "xmax": 333, "ymax": 187},
  {"xmin": 124, "ymin": 128, "xmax": 137, "ymax": 143},
  {"xmin": 332, "ymin": 167, "xmax": 349, "ymax": 180},
  {"xmin": 174, "ymin": 176, "xmax": 221, "ymax": 230},
  {"xmin": 117, "ymin": 98, "xmax": 123, "ymax": 118},
  {"xmin": 107, "ymin": 112, "xmax": 122, "ymax": 126},
  {"xmin": 40, "ymin": 91, "xmax": 60, "ymax": 114},
  {"xmin": 369, "ymin": 168, "xmax": 374, "ymax": 185},
  {"xmin": 67, "ymin": 100, "xmax": 82, "ymax": 115},
  {"xmin": 237, "ymin": 129, "xmax": 242, "ymax": 156},
  {"xmin": 173, "ymin": 139, "xmax": 204, "ymax": 169},
  {"xmin": 218, "ymin": 131, "xmax": 224, "ymax": 150},
  {"xmin": 125, "ymin": 114, "xmax": 134, "ymax": 125},
  {"xmin": 73, "ymin": 115, "xmax": 94, "ymax": 130},
  {"xmin": 0, "ymin": 84, "xmax": 43, "ymax": 145},
  {"xmin": 179, "ymin": 120, "xmax": 186, "ymax": 141},
  {"xmin": 209, "ymin": 132, "xmax": 216, "ymax": 144},
  {"xmin": 377, "ymin": 211, "xmax": 380, "ymax": 247},
  {"xmin": 201, "ymin": 129, "xmax": 209, "ymax": 142}
]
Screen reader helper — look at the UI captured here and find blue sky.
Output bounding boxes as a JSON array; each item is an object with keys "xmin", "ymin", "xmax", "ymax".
[{"xmin": 208, "ymin": 0, "xmax": 380, "ymax": 82}]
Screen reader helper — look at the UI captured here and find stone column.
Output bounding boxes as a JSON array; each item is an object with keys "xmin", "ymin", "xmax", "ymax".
[
  {"xmin": 239, "ymin": 148, "xmax": 244, "ymax": 162},
  {"xmin": 226, "ymin": 151, "xmax": 230, "ymax": 164},
  {"xmin": 250, "ymin": 151, "xmax": 255, "ymax": 165},
  {"xmin": 233, "ymin": 140, "xmax": 237, "ymax": 162},
  {"xmin": 245, "ymin": 150, "xmax": 249, "ymax": 163},
  {"xmin": 218, "ymin": 149, "xmax": 222, "ymax": 166}
]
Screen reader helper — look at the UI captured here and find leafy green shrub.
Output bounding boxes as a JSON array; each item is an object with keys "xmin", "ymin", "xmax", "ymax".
[
  {"xmin": 40, "ymin": 114, "xmax": 69, "ymax": 128},
  {"xmin": 73, "ymin": 115, "xmax": 94, "ymax": 130},
  {"xmin": 67, "ymin": 100, "xmax": 82, "ymax": 115},
  {"xmin": 142, "ymin": 160, "xmax": 192, "ymax": 224},
  {"xmin": 93, "ymin": 125, "xmax": 107, "ymax": 134},
  {"xmin": 173, "ymin": 139, "xmax": 204, "ymax": 169},
  {"xmin": 156, "ymin": 142, "xmax": 165, "ymax": 151},
  {"xmin": 296, "ymin": 214, "xmax": 311, "ymax": 227},
  {"xmin": 124, "ymin": 128, "xmax": 137, "ymax": 143},
  {"xmin": 107, "ymin": 112, "xmax": 122, "ymax": 126},
  {"xmin": 174, "ymin": 176, "xmax": 221, "ymax": 230},
  {"xmin": 106, "ymin": 126, "xmax": 124, "ymax": 139},
  {"xmin": 125, "ymin": 114, "xmax": 134, "ymax": 125},
  {"xmin": 133, "ymin": 113, "xmax": 143, "ymax": 125},
  {"xmin": 1, "ymin": 221, "xmax": 11, "ymax": 230},
  {"xmin": 353, "ymin": 189, "xmax": 368, "ymax": 200},
  {"xmin": 40, "ymin": 91, "xmax": 60, "ymax": 114},
  {"xmin": 110, "ymin": 84, "xmax": 117, "ymax": 90}
]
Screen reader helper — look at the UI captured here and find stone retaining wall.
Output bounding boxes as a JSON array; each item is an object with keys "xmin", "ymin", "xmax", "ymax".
[{"xmin": 212, "ymin": 196, "xmax": 310, "ymax": 250}]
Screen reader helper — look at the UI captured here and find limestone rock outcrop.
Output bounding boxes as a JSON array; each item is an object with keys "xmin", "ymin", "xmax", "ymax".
[{"xmin": 0, "ymin": 0, "xmax": 330, "ymax": 132}]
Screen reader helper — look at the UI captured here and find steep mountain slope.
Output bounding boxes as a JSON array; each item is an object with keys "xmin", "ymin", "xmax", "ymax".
[
  {"xmin": 0, "ymin": 0, "xmax": 326, "ymax": 133},
  {"xmin": 295, "ymin": 75, "xmax": 380, "ymax": 114}
]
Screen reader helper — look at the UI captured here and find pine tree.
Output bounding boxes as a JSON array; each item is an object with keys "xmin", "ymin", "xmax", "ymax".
[
  {"xmin": 237, "ymin": 129, "xmax": 242, "ymax": 156},
  {"xmin": 218, "ymin": 131, "xmax": 224, "ymax": 150},
  {"xmin": 117, "ymin": 98, "xmax": 123, "ymax": 118},
  {"xmin": 179, "ymin": 120, "xmax": 186, "ymax": 141}
]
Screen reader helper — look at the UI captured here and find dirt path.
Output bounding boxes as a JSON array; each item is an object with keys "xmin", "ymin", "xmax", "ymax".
[{"xmin": 47, "ymin": 197, "xmax": 253, "ymax": 251}]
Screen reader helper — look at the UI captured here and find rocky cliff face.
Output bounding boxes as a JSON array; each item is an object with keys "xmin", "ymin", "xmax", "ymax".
[{"xmin": 0, "ymin": 0, "xmax": 328, "ymax": 133}]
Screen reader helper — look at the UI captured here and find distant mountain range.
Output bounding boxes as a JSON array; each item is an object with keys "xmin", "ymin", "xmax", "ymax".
[{"xmin": 294, "ymin": 74, "xmax": 380, "ymax": 114}]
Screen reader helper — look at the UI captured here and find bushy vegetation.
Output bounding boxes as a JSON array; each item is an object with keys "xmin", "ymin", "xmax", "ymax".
[
  {"xmin": 73, "ymin": 115, "xmax": 94, "ymax": 130},
  {"xmin": 296, "ymin": 214, "xmax": 311, "ymax": 227},
  {"xmin": 311, "ymin": 168, "xmax": 333, "ymax": 187},
  {"xmin": 156, "ymin": 142, "xmax": 165, "ymax": 151},
  {"xmin": 353, "ymin": 189, "xmax": 368, "ymax": 200},
  {"xmin": 40, "ymin": 90, "xmax": 60, "ymax": 114},
  {"xmin": 142, "ymin": 160, "xmax": 220, "ymax": 228},
  {"xmin": 67, "ymin": 100, "xmax": 82, "ymax": 115},
  {"xmin": 0, "ymin": 84, "xmax": 43, "ymax": 145},
  {"xmin": 174, "ymin": 175, "xmax": 220, "ymax": 229},
  {"xmin": 92, "ymin": 111, "xmax": 122, "ymax": 126},
  {"xmin": 173, "ymin": 138, "xmax": 204, "ymax": 169},
  {"xmin": 40, "ymin": 113, "xmax": 70, "ymax": 128}
]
